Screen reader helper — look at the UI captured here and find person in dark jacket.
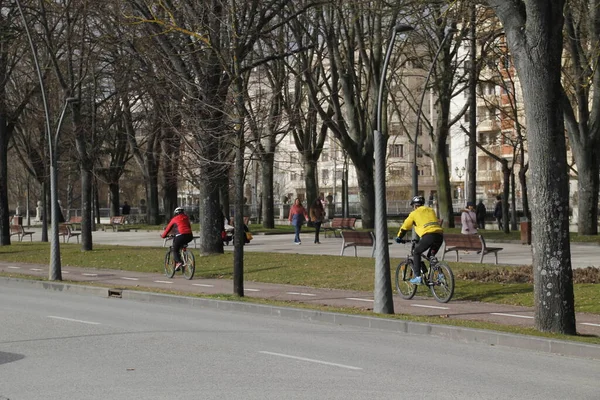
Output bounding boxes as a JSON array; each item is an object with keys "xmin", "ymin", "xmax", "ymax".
[
  {"xmin": 494, "ymin": 195, "xmax": 503, "ymax": 230},
  {"xmin": 161, "ymin": 207, "xmax": 193, "ymax": 269},
  {"xmin": 476, "ymin": 199, "xmax": 487, "ymax": 229}
]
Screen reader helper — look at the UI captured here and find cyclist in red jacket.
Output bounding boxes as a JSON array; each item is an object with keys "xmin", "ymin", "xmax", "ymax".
[{"xmin": 161, "ymin": 207, "xmax": 194, "ymax": 270}]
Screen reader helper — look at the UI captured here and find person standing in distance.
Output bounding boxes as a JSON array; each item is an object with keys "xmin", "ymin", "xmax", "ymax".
[
  {"xmin": 494, "ymin": 195, "xmax": 503, "ymax": 230},
  {"xmin": 395, "ymin": 196, "xmax": 444, "ymax": 285},
  {"xmin": 161, "ymin": 207, "xmax": 193, "ymax": 270},
  {"xmin": 121, "ymin": 201, "xmax": 131, "ymax": 215},
  {"xmin": 461, "ymin": 201, "xmax": 478, "ymax": 235},
  {"xmin": 309, "ymin": 197, "xmax": 326, "ymax": 244},
  {"xmin": 475, "ymin": 199, "xmax": 486, "ymax": 230}
]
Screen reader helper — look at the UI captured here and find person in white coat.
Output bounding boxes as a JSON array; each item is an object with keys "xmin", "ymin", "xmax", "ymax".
[{"xmin": 461, "ymin": 201, "xmax": 478, "ymax": 235}]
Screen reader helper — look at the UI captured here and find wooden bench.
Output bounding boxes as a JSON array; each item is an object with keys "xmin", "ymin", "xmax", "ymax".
[
  {"xmin": 323, "ymin": 217, "xmax": 357, "ymax": 238},
  {"xmin": 340, "ymin": 231, "xmax": 375, "ymax": 257},
  {"xmin": 65, "ymin": 215, "xmax": 82, "ymax": 230},
  {"xmin": 58, "ymin": 224, "xmax": 81, "ymax": 243},
  {"xmin": 10, "ymin": 225, "xmax": 34, "ymax": 242},
  {"xmin": 103, "ymin": 216, "xmax": 137, "ymax": 232},
  {"xmin": 441, "ymin": 234, "xmax": 503, "ymax": 264}
]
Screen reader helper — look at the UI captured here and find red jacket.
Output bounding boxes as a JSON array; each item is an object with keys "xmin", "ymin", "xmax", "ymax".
[{"xmin": 161, "ymin": 214, "xmax": 192, "ymax": 238}]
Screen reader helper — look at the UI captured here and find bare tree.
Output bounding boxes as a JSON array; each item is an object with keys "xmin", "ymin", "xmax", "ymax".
[
  {"xmin": 561, "ymin": 1, "xmax": 600, "ymax": 235},
  {"xmin": 484, "ymin": 0, "xmax": 575, "ymax": 334}
]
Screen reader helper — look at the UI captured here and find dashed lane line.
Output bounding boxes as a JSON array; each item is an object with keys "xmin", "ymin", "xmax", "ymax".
[
  {"xmin": 411, "ymin": 304, "xmax": 450, "ymax": 310},
  {"xmin": 286, "ymin": 292, "xmax": 317, "ymax": 296},
  {"xmin": 490, "ymin": 312, "xmax": 534, "ymax": 319},
  {"xmin": 48, "ymin": 316, "xmax": 100, "ymax": 325},
  {"xmin": 581, "ymin": 322, "xmax": 600, "ymax": 327},
  {"xmin": 244, "ymin": 288, "xmax": 260, "ymax": 292},
  {"xmin": 154, "ymin": 280, "xmax": 173, "ymax": 284},
  {"xmin": 7, "ymin": 266, "xmax": 20, "ymax": 269},
  {"xmin": 30, "ymin": 268, "xmax": 43, "ymax": 271},
  {"xmin": 192, "ymin": 283, "xmax": 214, "ymax": 287},
  {"xmin": 346, "ymin": 298, "xmax": 374, "ymax": 302},
  {"xmin": 121, "ymin": 277, "xmax": 139, "ymax": 281},
  {"xmin": 259, "ymin": 351, "xmax": 362, "ymax": 371},
  {"xmin": 82, "ymin": 273, "xmax": 98, "ymax": 277}
]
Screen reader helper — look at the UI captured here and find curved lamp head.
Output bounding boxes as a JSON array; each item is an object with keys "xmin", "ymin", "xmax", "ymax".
[{"xmin": 395, "ymin": 23, "xmax": 414, "ymax": 33}]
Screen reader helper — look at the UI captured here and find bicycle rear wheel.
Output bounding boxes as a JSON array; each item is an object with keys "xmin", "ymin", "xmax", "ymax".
[
  {"xmin": 164, "ymin": 250, "xmax": 175, "ymax": 278},
  {"xmin": 430, "ymin": 261, "xmax": 455, "ymax": 303},
  {"xmin": 181, "ymin": 249, "xmax": 195, "ymax": 280},
  {"xmin": 395, "ymin": 260, "xmax": 417, "ymax": 300}
]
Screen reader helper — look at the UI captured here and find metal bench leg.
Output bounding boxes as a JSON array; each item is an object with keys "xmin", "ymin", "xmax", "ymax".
[
  {"xmin": 480, "ymin": 252, "xmax": 484, "ymax": 263},
  {"xmin": 353, "ymin": 246, "xmax": 357, "ymax": 257}
]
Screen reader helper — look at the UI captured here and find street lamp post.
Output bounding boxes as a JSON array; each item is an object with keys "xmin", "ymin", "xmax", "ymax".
[
  {"xmin": 455, "ymin": 166, "xmax": 465, "ymax": 200},
  {"xmin": 412, "ymin": 27, "xmax": 457, "ymax": 196},
  {"xmin": 373, "ymin": 22, "xmax": 413, "ymax": 314}
]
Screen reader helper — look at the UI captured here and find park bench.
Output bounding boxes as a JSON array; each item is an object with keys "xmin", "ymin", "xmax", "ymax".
[
  {"xmin": 103, "ymin": 216, "xmax": 137, "ymax": 232},
  {"xmin": 58, "ymin": 224, "xmax": 81, "ymax": 243},
  {"xmin": 10, "ymin": 225, "xmax": 35, "ymax": 242},
  {"xmin": 65, "ymin": 215, "xmax": 82, "ymax": 230},
  {"xmin": 441, "ymin": 233, "xmax": 503, "ymax": 264},
  {"xmin": 323, "ymin": 217, "xmax": 357, "ymax": 238},
  {"xmin": 340, "ymin": 230, "xmax": 376, "ymax": 257}
]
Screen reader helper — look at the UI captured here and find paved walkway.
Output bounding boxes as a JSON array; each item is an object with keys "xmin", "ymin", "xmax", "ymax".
[{"xmin": 3, "ymin": 228, "xmax": 600, "ymax": 337}]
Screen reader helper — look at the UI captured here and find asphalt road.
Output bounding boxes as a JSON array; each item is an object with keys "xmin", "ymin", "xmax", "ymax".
[{"xmin": 1, "ymin": 285, "xmax": 599, "ymax": 400}]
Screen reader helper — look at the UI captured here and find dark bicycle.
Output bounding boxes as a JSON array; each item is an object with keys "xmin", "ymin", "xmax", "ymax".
[
  {"xmin": 395, "ymin": 238, "xmax": 455, "ymax": 303},
  {"xmin": 164, "ymin": 244, "xmax": 195, "ymax": 280}
]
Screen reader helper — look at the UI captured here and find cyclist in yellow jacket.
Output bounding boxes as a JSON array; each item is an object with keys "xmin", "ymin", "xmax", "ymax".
[{"xmin": 396, "ymin": 195, "xmax": 443, "ymax": 285}]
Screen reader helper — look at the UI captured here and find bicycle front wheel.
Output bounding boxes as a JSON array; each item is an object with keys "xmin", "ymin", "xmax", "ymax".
[
  {"xmin": 164, "ymin": 250, "xmax": 175, "ymax": 278},
  {"xmin": 430, "ymin": 261, "xmax": 455, "ymax": 303},
  {"xmin": 181, "ymin": 250, "xmax": 195, "ymax": 280},
  {"xmin": 395, "ymin": 260, "xmax": 417, "ymax": 300}
]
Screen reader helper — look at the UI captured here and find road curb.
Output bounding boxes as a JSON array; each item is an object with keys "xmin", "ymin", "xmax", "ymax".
[{"xmin": 3, "ymin": 276, "xmax": 600, "ymax": 360}]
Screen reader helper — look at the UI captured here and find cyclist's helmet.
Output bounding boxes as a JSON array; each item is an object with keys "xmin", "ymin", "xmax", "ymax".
[
  {"xmin": 410, "ymin": 195, "xmax": 425, "ymax": 206},
  {"xmin": 174, "ymin": 207, "xmax": 185, "ymax": 215}
]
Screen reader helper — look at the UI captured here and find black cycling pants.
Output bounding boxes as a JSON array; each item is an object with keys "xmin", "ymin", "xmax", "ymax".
[
  {"xmin": 412, "ymin": 233, "xmax": 444, "ymax": 277},
  {"xmin": 173, "ymin": 233, "xmax": 194, "ymax": 264}
]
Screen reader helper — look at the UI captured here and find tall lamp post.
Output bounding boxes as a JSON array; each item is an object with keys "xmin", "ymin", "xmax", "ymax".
[
  {"xmin": 373, "ymin": 22, "xmax": 413, "ymax": 314},
  {"xmin": 412, "ymin": 27, "xmax": 457, "ymax": 196}
]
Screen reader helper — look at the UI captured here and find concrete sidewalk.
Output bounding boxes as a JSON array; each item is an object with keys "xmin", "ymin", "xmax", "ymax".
[{"xmin": 3, "ymin": 227, "xmax": 600, "ymax": 359}]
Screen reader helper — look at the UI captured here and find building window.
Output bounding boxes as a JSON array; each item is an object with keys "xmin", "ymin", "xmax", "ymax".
[
  {"xmin": 322, "ymin": 169, "xmax": 329, "ymax": 182},
  {"xmin": 322, "ymin": 152, "xmax": 329, "ymax": 161},
  {"xmin": 290, "ymin": 172, "xmax": 297, "ymax": 181},
  {"xmin": 389, "ymin": 144, "xmax": 404, "ymax": 158},
  {"xmin": 389, "ymin": 167, "xmax": 405, "ymax": 177}
]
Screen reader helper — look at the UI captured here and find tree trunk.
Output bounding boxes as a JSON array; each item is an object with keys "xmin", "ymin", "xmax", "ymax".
[
  {"xmin": 304, "ymin": 158, "xmax": 318, "ymax": 206},
  {"xmin": 355, "ymin": 163, "xmax": 375, "ymax": 229},
  {"xmin": 519, "ymin": 163, "xmax": 530, "ymax": 220},
  {"xmin": 109, "ymin": 182, "xmax": 120, "ymax": 217},
  {"xmin": 80, "ymin": 166, "xmax": 93, "ymax": 251},
  {"xmin": 510, "ymin": 171, "xmax": 518, "ymax": 231},
  {"xmin": 199, "ymin": 165, "xmax": 224, "ymax": 255},
  {"xmin": 501, "ymin": 162, "xmax": 510, "ymax": 233},
  {"xmin": 260, "ymin": 155, "xmax": 275, "ymax": 229},
  {"xmin": 233, "ymin": 132, "xmax": 244, "ymax": 296},
  {"xmin": 574, "ymin": 152, "xmax": 599, "ymax": 235},
  {"xmin": 0, "ymin": 116, "xmax": 9, "ymax": 245}
]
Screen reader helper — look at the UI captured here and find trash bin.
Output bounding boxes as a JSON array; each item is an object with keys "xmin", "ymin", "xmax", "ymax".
[
  {"xmin": 520, "ymin": 220, "xmax": 531, "ymax": 245},
  {"xmin": 11, "ymin": 215, "xmax": 23, "ymax": 226}
]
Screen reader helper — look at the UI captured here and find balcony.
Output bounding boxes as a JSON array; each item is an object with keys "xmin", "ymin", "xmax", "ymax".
[
  {"xmin": 478, "ymin": 119, "xmax": 501, "ymax": 132},
  {"xmin": 477, "ymin": 170, "xmax": 503, "ymax": 182}
]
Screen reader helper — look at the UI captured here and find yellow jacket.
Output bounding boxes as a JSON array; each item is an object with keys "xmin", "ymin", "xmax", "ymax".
[{"xmin": 397, "ymin": 206, "xmax": 443, "ymax": 238}]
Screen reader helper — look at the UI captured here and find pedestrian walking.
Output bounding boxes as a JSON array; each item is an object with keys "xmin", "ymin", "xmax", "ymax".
[
  {"xmin": 288, "ymin": 198, "xmax": 308, "ymax": 245},
  {"xmin": 476, "ymin": 199, "xmax": 487, "ymax": 229},
  {"xmin": 122, "ymin": 201, "xmax": 131, "ymax": 215},
  {"xmin": 494, "ymin": 195, "xmax": 503, "ymax": 230},
  {"xmin": 461, "ymin": 202, "xmax": 478, "ymax": 235},
  {"xmin": 309, "ymin": 197, "xmax": 326, "ymax": 244}
]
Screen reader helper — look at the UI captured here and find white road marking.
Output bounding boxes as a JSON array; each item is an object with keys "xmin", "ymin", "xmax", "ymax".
[
  {"xmin": 48, "ymin": 316, "xmax": 100, "ymax": 325},
  {"xmin": 346, "ymin": 298, "xmax": 374, "ymax": 302},
  {"xmin": 154, "ymin": 280, "xmax": 173, "ymax": 284},
  {"xmin": 259, "ymin": 351, "xmax": 362, "ymax": 371},
  {"xmin": 62, "ymin": 271, "xmax": 70, "ymax": 274},
  {"xmin": 244, "ymin": 288, "xmax": 260, "ymax": 292},
  {"xmin": 411, "ymin": 304, "xmax": 450, "ymax": 310},
  {"xmin": 490, "ymin": 312, "xmax": 533, "ymax": 319},
  {"xmin": 286, "ymin": 292, "xmax": 317, "ymax": 297},
  {"xmin": 192, "ymin": 283, "xmax": 214, "ymax": 287},
  {"xmin": 30, "ymin": 268, "xmax": 43, "ymax": 271},
  {"xmin": 82, "ymin": 273, "xmax": 98, "ymax": 277},
  {"xmin": 7, "ymin": 266, "xmax": 20, "ymax": 269},
  {"xmin": 121, "ymin": 277, "xmax": 139, "ymax": 281},
  {"xmin": 581, "ymin": 322, "xmax": 600, "ymax": 327}
]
